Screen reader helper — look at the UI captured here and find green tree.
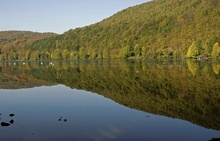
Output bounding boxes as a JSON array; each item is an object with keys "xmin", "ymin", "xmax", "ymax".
[
  {"xmin": 39, "ymin": 52, "xmax": 50, "ymax": 60},
  {"xmin": 103, "ymin": 47, "xmax": 110, "ymax": 59},
  {"xmin": 120, "ymin": 45, "xmax": 133, "ymax": 58},
  {"xmin": 25, "ymin": 50, "xmax": 31, "ymax": 60},
  {"xmin": 51, "ymin": 49, "xmax": 62, "ymax": 60},
  {"xmin": 30, "ymin": 51, "xmax": 40, "ymax": 60},
  {"xmin": 62, "ymin": 49, "xmax": 70, "ymax": 60},
  {"xmin": 0, "ymin": 54, "xmax": 3, "ymax": 60},
  {"xmin": 134, "ymin": 44, "xmax": 142, "ymax": 58},
  {"xmin": 203, "ymin": 39, "xmax": 213, "ymax": 55}
]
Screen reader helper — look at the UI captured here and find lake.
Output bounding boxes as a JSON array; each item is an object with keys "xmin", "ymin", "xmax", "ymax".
[{"xmin": 0, "ymin": 59, "xmax": 220, "ymax": 141}]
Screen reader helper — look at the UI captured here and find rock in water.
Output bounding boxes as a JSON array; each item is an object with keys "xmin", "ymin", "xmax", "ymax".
[
  {"xmin": 9, "ymin": 114, "xmax": 15, "ymax": 117},
  {"xmin": 9, "ymin": 120, "xmax": 14, "ymax": 124},
  {"xmin": 1, "ymin": 122, "xmax": 10, "ymax": 127}
]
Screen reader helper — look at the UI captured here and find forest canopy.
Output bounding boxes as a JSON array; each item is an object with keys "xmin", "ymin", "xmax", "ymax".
[
  {"xmin": 0, "ymin": 31, "xmax": 56, "ymax": 60},
  {"xmin": 0, "ymin": 0, "xmax": 220, "ymax": 60}
]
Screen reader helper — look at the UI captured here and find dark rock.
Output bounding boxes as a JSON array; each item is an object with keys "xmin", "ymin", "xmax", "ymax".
[
  {"xmin": 210, "ymin": 138, "xmax": 220, "ymax": 141},
  {"xmin": 9, "ymin": 114, "xmax": 15, "ymax": 117},
  {"xmin": 1, "ymin": 122, "xmax": 10, "ymax": 127},
  {"xmin": 9, "ymin": 119, "xmax": 14, "ymax": 124}
]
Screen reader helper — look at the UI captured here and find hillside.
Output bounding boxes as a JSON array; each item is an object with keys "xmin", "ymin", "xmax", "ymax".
[
  {"xmin": 1, "ymin": 0, "xmax": 220, "ymax": 60},
  {"xmin": 0, "ymin": 31, "xmax": 56, "ymax": 60}
]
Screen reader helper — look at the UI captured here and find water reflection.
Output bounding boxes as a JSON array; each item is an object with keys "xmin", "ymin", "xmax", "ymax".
[{"xmin": 0, "ymin": 59, "xmax": 220, "ymax": 141}]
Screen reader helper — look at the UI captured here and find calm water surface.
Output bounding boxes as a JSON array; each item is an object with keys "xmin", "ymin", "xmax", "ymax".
[{"xmin": 0, "ymin": 60, "xmax": 220, "ymax": 141}]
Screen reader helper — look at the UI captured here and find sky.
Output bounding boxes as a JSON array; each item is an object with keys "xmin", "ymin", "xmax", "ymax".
[{"xmin": 0, "ymin": 0, "xmax": 151, "ymax": 34}]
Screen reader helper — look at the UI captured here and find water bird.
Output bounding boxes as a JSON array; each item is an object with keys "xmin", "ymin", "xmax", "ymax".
[{"xmin": 49, "ymin": 62, "xmax": 55, "ymax": 66}]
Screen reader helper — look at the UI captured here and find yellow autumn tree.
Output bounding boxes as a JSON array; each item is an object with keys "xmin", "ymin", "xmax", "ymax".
[
  {"xmin": 186, "ymin": 42, "xmax": 200, "ymax": 58},
  {"xmin": 211, "ymin": 42, "xmax": 220, "ymax": 59}
]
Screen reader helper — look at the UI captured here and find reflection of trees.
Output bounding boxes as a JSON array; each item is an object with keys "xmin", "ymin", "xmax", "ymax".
[
  {"xmin": 0, "ymin": 62, "xmax": 55, "ymax": 89},
  {"xmin": 186, "ymin": 60, "xmax": 200, "ymax": 75},
  {"xmin": 213, "ymin": 63, "xmax": 220, "ymax": 75},
  {"xmin": 1, "ymin": 60, "xmax": 220, "ymax": 130},
  {"xmin": 186, "ymin": 60, "xmax": 218, "ymax": 77}
]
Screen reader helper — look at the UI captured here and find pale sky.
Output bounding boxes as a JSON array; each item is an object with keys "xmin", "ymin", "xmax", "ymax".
[{"xmin": 0, "ymin": 0, "xmax": 150, "ymax": 34}]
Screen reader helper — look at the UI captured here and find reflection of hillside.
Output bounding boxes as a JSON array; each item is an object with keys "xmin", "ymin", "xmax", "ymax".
[
  {"xmin": 0, "ymin": 60, "xmax": 220, "ymax": 130},
  {"xmin": 0, "ymin": 62, "xmax": 56, "ymax": 89}
]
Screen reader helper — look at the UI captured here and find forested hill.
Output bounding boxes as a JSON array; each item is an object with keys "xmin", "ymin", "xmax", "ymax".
[
  {"xmin": 0, "ymin": 31, "xmax": 55, "ymax": 43},
  {"xmin": 0, "ymin": 31, "xmax": 56, "ymax": 60},
  {"xmin": 1, "ymin": 0, "xmax": 220, "ymax": 60}
]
